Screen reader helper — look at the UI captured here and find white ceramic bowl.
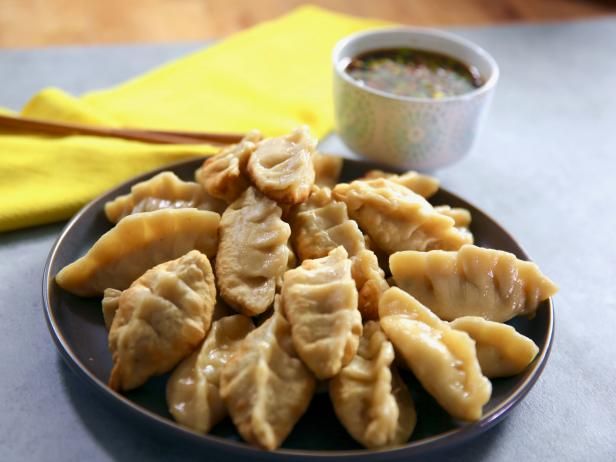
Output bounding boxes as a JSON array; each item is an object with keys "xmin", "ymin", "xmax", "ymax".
[{"xmin": 333, "ymin": 27, "xmax": 499, "ymax": 170}]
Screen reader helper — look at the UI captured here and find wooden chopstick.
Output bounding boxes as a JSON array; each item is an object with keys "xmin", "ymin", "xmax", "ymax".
[{"xmin": 0, "ymin": 113, "xmax": 245, "ymax": 145}]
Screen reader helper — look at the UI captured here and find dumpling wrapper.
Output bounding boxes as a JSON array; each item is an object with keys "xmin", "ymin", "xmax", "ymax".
[
  {"xmin": 166, "ymin": 314, "xmax": 254, "ymax": 433},
  {"xmin": 195, "ymin": 130, "xmax": 262, "ymax": 202},
  {"xmin": 281, "ymin": 246, "xmax": 361, "ymax": 379},
  {"xmin": 247, "ymin": 126, "xmax": 316, "ymax": 204},
  {"xmin": 290, "ymin": 186, "xmax": 388, "ymax": 320},
  {"xmin": 216, "ymin": 187, "xmax": 291, "ymax": 316},
  {"xmin": 102, "ymin": 288, "xmax": 122, "ymax": 330},
  {"xmin": 275, "ymin": 242, "xmax": 297, "ymax": 292},
  {"xmin": 330, "ymin": 321, "xmax": 416, "ymax": 448},
  {"xmin": 362, "ymin": 169, "xmax": 439, "ymax": 198},
  {"xmin": 390, "ymin": 244, "xmax": 559, "ymax": 322},
  {"xmin": 220, "ymin": 305, "xmax": 315, "ymax": 450},
  {"xmin": 104, "ymin": 171, "xmax": 226, "ymax": 223},
  {"xmin": 379, "ymin": 287, "xmax": 492, "ymax": 421},
  {"xmin": 312, "ymin": 151, "xmax": 343, "ymax": 188},
  {"xmin": 108, "ymin": 250, "xmax": 216, "ymax": 391},
  {"xmin": 450, "ymin": 316, "xmax": 539, "ymax": 378},
  {"xmin": 351, "ymin": 249, "xmax": 389, "ymax": 321},
  {"xmin": 333, "ymin": 179, "xmax": 471, "ymax": 254},
  {"xmin": 434, "ymin": 205, "xmax": 472, "ymax": 228},
  {"xmin": 56, "ymin": 208, "xmax": 220, "ymax": 297}
]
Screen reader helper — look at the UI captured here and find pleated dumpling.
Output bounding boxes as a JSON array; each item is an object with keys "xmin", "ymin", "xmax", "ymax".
[
  {"xmin": 362, "ymin": 169, "xmax": 439, "ymax": 198},
  {"xmin": 312, "ymin": 151, "xmax": 343, "ymax": 188},
  {"xmin": 330, "ymin": 321, "xmax": 416, "ymax": 448},
  {"xmin": 216, "ymin": 187, "xmax": 291, "ymax": 316},
  {"xmin": 56, "ymin": 208, "xmax": 220, "ymax": 296},
  {"xmin": 290, "ymin": 186, "xmax": 365, "ymax": 261},
  {"xmin": 281, "ymin": 246, "xmax": 361, "ymax": 379},
  {"xmin": 390, "ymin": 245, "xmax": 559, "ymax": 322},
  {"xmin": 195, "ymin": 130, "xmax": 262, "ymax": 202},
  {"xmin": 332, "ymin": 179, "xmax": 471, "ymax": 254},
  {"xmin": 166, "ymin": 314, "xmax": 254, "ymax": 433},
  {"xmin": 104, "ymin": 171, "xmax": 226, "ymax": 223},
  {"xmin": 450, "ymin": 316, "xmax": 539, "ymax": 378},
  {"xmin": 108, "ymin": 250, "xmax": 217, "ymax": 391},
  {"xmin": 290, "ymin": 187, "xmax": 388, "ymax": 320},
  {"xmin": 379, "ymin": 288, "xmax": 492, "ymax": 421},
  {"xmin": 247, "ymin": 126, "xmax": 316, "ymax": 204},
  {"xmin": 220, "ymin": 305, "xmax": 316, "ymax": 450}
]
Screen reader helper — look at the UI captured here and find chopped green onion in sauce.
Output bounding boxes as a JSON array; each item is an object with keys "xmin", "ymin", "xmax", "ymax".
[{"xmin": 345, "ymin": 48, "xmax": 483, "ymax": 99}]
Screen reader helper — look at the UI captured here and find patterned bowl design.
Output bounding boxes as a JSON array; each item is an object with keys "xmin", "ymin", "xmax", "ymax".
[{"xmin": 333, "ymin": 27, "xmax": 499, "ymax": 171}]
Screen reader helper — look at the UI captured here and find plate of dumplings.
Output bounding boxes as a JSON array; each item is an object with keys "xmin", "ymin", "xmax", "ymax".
[{"xmin": 44, "ymin": 126, "xmax": 558, "ymax": 460}]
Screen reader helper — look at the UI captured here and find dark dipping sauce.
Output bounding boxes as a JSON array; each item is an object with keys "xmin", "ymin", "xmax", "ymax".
[{"xmin": 345, "ymin": 48, "xmax": 483, "ymax": 99}]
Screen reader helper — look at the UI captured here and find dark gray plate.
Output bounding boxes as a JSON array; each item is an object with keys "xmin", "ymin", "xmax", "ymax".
[{"xmin": 43, "ymin": 157, "xmax": 554, "ymax": 461}]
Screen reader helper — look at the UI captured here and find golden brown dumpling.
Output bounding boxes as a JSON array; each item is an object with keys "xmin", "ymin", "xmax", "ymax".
[
  {"xmin": 195, "ymin": 130, "xmax": 262, "ymax": 202},
  {"xmin": 362, "ymin": 169, "xmax": 439, "ymax": 198},
  {"xmin": 290, "ymin": 186, "xmax": 388, "ymax": 320},
  {"xmin": 390, "ymin": 245, "xmax": 559, "ymax": 322},
  {"xmin": 379, "ymin": 288, "xmax": 491, "ymax": 421},
  {"xmin": 312, "ymin": 151, "xmax": 343, "ymax": 188},
  {"xmin": 56, "ymin": 209, "xmax": 220, "ymax": 297},
  {"xmin": 104, "ymin": 171, "xmax": 226, "ymax": 223},
  {"xmin": 166, "ymin": 315, "xmax": 254, "ymax": 433},
  {"xmin": 108, "ymin": 250, "xmax": 216, "ymax": 391},
  {"xmin": 330, "ymin": 321, "xmax": 416, "ymax": 448},
  {"xmin": 220, "ymin": 306, "xmax": 315, "ymax": 450},
  {"xmin": 281, "ymin": 246, "xmax": 361, "ymax": 379},
  {"xmin": 450, "ymin": 316, "xmax": 539, "ymax": 377},
  {"xmin": 332, "ymin": 179, "xmax": 471, "ymax": 254},
  {"xmin": 216, "ymin": 187, "xmax": 291, "ymax": 316},
  {"xmin": 247, "ymin": 126, "xmax": 316, "ymax": 204}
]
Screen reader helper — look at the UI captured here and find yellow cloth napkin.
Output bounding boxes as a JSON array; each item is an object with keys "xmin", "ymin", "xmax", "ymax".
[{"xmin": 0, "ymin": 6, "xmax": 387, "ymax": 232}]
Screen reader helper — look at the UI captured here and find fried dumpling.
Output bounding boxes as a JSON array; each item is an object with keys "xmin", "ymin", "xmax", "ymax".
[
  {"xmin": 281, "ymin": 246, "xmax": 361, "ymax": 379},
  {"xmin": 247, "ymin": 126, "xmax": 316, "ymax": 204},
  {"xmin": 216, "ymin": 187, "xmax": 291, "ymax": 316},
  {"xmin": 332, "ymin": 179, "xmax": 471, "ymax": 254},
  {"xmin": 290, "ymin": 187, "xmax": 388, "ymax": 320},
  {"xmin": 195, "ymin": 130, "xmax": 262, "ymax": 202},
  {"xmin": 290, "ymin": 186, "xmax": 364, "ymax": 261},
  {"xmin": 220, "ymin": 306, "xmax": 315, "ymax": 450},
  {"xmin": 108, "ymin": 250, "xmax": 217, "ymax": 391},
  {"xmin": 390, "ymin": 245, "xmax": 559, "ymax": 322},
  {"xmin": 450, "ymin": 316, "xmax": 539, "ymax": 378},
  {"xmin": 312, "ymin": 151, "xmax": 343, "ymax": 188},
  {"xmin": 104, "ymin": 171, "xmax": 226, "ymax": 223},
  {"xmin": 330, "ymin": 321, "xmax": 416, "ymax": 448},
  {"xmin": 362, "ymin": 169, "xmax": 439, "ymax": 198},
  {"xmin": 379, "ymin": 287, "xmax": 491, "ymax": 421},
  {"xmin": 167, "ymin": 315, "xmax": 254, "ymax": 433},
  {"xmin": 56, "ymin": 209, "xmax": 220, "ymax": 297}
]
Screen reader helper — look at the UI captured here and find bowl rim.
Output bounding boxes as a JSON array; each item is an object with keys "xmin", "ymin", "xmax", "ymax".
[
  {"xmin": 42, "ymin": 157, "xmax": 553, "ymax": 460},
  {"xmin": 332, "ymin": 26, "xmax": 500, "ymax": 104}
]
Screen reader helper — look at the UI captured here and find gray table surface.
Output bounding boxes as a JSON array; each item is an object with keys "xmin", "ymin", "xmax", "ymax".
[{"xmin": 1, "ymin": 18, "xmax": 615, "ymax": 462}]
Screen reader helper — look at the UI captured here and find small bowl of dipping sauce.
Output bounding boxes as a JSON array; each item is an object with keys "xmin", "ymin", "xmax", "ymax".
[{"xmin": 333, "ymin": 28, "xmax": 499, "ymax": 170}]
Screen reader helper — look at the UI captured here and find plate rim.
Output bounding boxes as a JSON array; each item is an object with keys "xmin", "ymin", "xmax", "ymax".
[{"xmin": 42, "ymin": 157, "xmax": 554, "ymax": 459}]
